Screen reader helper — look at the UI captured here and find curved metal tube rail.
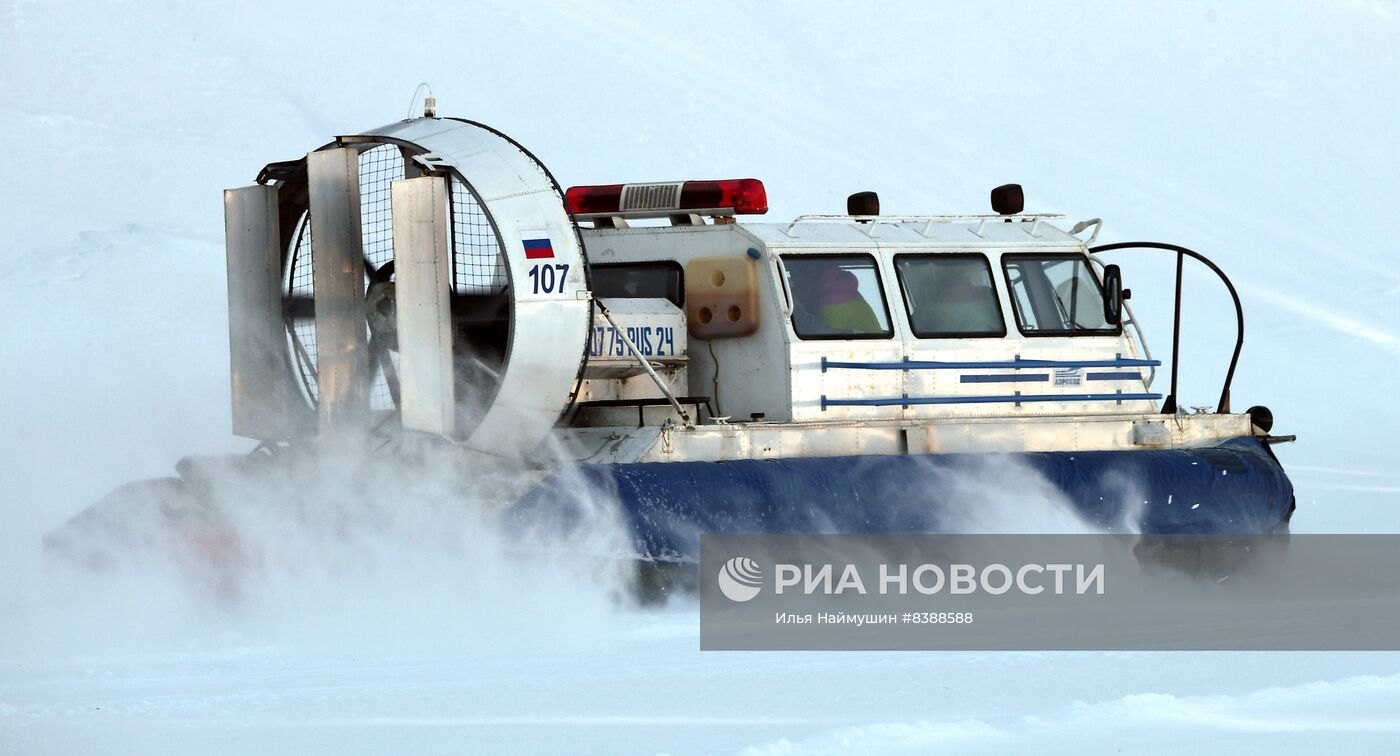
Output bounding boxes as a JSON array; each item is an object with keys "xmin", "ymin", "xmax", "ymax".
[{"xmin": 1089, "ymin": 242, "xmax": 1244, "ymax": 414}]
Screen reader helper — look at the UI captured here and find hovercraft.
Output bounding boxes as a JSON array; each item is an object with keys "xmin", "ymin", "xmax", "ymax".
[{"xmin": 48, "ymin": 114, "xmax": 1295, "ymax": 574}]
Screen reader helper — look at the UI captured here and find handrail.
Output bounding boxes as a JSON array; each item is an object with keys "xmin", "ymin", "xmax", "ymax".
[
  {"xmin": 821, "ymin": 356, "xmax": 1160, "ymax": 372},
  {"xmin": 822, "ymin": 391, "xmax": 1163, "ymax": 410},
  {"xmin": 1089, "ymin": 242, "xmax": 1244, "ymax": 415},
  {"xmin": 782, "ymin": 213, "xmax": 1066, "ymax": 237},
  {"xmin": 1087, "ymin": 255, "xmax": 1156, "ymax": 388},
  {"xmin": 597, "ymin": 301, "xmax": 693, "ymax": 428}
]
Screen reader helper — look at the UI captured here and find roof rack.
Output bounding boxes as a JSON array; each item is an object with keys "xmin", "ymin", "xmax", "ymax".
[{"xmin": 781, "ymin": 213, "xmax": 1066, "ymax": 239}]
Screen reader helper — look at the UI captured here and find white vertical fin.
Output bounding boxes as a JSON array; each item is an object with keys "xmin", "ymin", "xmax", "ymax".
[
  {"xmin": 392, "ymin": 176, "xmax": 456, "ymax": 436},
  {"xmin": 224, "ymin": 184, "xmax": 295, "ymax": 440},
  {"xmin": 307, "ymin": 147, "xmax": 370, "ymax": 433}
]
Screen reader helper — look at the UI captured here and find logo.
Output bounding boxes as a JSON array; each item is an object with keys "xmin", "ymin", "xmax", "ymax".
[
  {"xmin": 717, "ymin": 556, "xmax": 763, "ymax": 602},
  {"xmin": 1053, "ymin": 367, "xmax": 1082, "ymax": 386}
]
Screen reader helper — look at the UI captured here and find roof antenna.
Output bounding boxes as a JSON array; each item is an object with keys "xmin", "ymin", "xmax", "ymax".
[{"xmin": 407, "ymin": 82, "xmax": 437, "ymax": 119}]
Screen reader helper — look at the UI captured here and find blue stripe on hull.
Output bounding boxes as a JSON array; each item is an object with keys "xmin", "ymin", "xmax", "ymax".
[
  {"xmin": 959, "ymin": 374, "xmax": 1050, "ymax": 383},
  {"xmin": 515, "ymin": 437, "xmax": 1293, "ymax": 561}
]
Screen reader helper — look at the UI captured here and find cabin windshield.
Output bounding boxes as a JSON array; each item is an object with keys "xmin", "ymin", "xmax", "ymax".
[
  {"xmin": 895, "ymin": 254, "xmax": 1005, "ymax": 338},
  {"xmin": 782, "ymin": 254, "xmax": 892, "ymax": 339},
  {"xmin": 1003, "ymin": 254, "xmax": 1117, "ymax": 335}
]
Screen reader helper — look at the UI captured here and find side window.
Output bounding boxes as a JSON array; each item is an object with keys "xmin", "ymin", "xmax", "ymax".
[
  {"xmin": 1002, "ymin": 254, "xmax": 1117, "ymax": 335},
  {"xmin": 894, "ymin": 254, "xmax": 1005, "ymax": 338},
  {"xmin": 782, "ymin": 254, "xmax": 893, "ymax": 339},
  {"xmin": 590, "ymin": 262, "xmax": 683, "ymax": 307}
]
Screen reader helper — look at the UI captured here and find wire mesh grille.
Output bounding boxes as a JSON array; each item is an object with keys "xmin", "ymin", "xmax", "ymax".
[
  {"xmin": 359, "ymin": 144, "xmax": 399, "ymax": 274},
  {"xmin": 450, "ymin": 177, "xmax": 507, "ymax": 294},
  {"xmin": 282, "ymin": 143, "xmax": 508, "ymax": 413},
  {"xmin": 285, "ymin": 213, "xmax": 318, "ymax": 405},
  {"xmin": 358, "ymin": 145, "xmax": 401, "ymax": 410}
]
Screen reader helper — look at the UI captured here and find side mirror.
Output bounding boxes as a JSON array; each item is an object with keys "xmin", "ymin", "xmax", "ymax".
[{"xmin": 1102, "ymin": 264, "xmax": 1124, "ymax": 326}]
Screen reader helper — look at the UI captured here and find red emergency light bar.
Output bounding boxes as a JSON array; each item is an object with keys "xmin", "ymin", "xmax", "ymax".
[{"xmin": 565, "ymin": 178, "xmax": 768, "ymax": 220}]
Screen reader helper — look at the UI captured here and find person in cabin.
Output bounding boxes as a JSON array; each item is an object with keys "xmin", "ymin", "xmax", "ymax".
[
  {"xmin": 909, "ymin": 262, "xmax": 1002, "ymax": 335},
  {"xmin": 786, "ymin": 265, "xmax": 825, "ymax": 333},
  {"xmin": 814, "ymin": 266, "xmax": 882, "ymax": 333},
  {"xmin": 786, "ymin": 261, "xmax": 883, "ymax": 336}
]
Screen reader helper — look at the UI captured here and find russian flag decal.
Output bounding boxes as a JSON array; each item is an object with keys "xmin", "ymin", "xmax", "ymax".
[{"xmin": 523, "ymin": 237, "xmax": 555, "ymax": 259}]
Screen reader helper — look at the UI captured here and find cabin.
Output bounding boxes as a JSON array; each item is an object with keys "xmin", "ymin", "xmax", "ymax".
[{"xmin": 555, "ymin": 179, "xmax": 1239, "ymax": 461}]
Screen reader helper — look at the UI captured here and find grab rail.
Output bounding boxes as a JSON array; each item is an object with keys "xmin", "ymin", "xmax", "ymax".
[
  {"xmin": 1090, "ymin": 242, "xmax": 1244, "ymax": 415},
  {"xmin": 821, "ymin": 356, "xmax": 1160, "ymax": 372},
  {"xmin": 782, "ymin": 213, "xmax": 1067, "ymax": 238},
  {"xmin": 821, "ymin": 391, "xmax": 1163, "ymax": 410},
  {"xmin": 818, "ymin": 356, "xmax": 1163, "ymax": 411}
]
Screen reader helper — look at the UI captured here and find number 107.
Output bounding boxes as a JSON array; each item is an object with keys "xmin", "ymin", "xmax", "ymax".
[{"xmin": 528, "ymin": 263, "xmax": 570, "ymax": 294}]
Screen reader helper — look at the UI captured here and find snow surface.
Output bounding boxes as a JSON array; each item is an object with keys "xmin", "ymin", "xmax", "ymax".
[{"xmin": 3, "ymin": 0, "xmax": 1399, "ymax": 753}]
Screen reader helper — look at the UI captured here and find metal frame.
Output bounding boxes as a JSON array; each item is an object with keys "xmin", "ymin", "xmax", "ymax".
[
  {"xmin": 276, "ymin": 140, "xmax": 443, "ymax": 417},
  {"xmin": 250, "ymin": 118, "xmax": 593, "ymax": 451},
  {"xmin": 821, "ymin": 391, "xmax": 1163, "ymax": 410},
  {"xmin": 780, "ymin": 252, "xmax": 896, "ymax": 341},
  {"xmin": 225, "ymin": 184, "xmax": 305, "ymax": 439},
  {"xmin": 332, "ymin": 133, "xmax": 516, "ymax": 427},
  {"xmin": 306, "ymin": 147, "xmax": 371, "ymax": 433},
  {"xmin": 282, "ymin": 212, "xmax": 320, "ymax": 407},
  {"xmin": 576, "ymin": 207, "xmax": 739, "ymax": 222},
  {"xmin": 890, "ymin": 252, "xmax": 1008, "ymax": 340},
  {"xmin": 392, "ymin": 175, "xmax": 457, "ymax": 436},
  {"xmin": 1000, "ymin": 252, "xmax": 1124, "ymax": 338},
  {"xmin": 821, "ymin": 356, "xmax": 1161, "ymax": 372},
  {"xmin": 782, "ymin": 213, "xmax": 1067, "ymax": 238},
  {"xmin": 575, "ymin": 397, "xmax": 712, "ymax": 427},
  {"xmin": 597, "ymin": 301, "xmax": 692, "ymax": 427},
  {"xmin": 590, "ymin": 260, "xmax": 686, "ymax": 307},
  {"xmin": 817, "ymin": 354, "xmax": 1164, "ymax": 413},
  {"xmin": 1090, "ymin": 241, "xmax": 1244, "ymax": 415},
  {"xmin": 333, "ymin": 123, "xmax": 596, "ymax": 431},
  {"xmin": 447, "ymin": 118, "xmax": 597, "ymax": 425},
  {"xmin": 1086, "ymin": 255, "xmax": 1156, "ymax": 388}
]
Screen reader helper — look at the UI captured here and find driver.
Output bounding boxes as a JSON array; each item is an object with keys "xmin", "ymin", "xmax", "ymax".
[{"xmin": 814, "ymin": 266, "xmax": 881, "ymax": 333}]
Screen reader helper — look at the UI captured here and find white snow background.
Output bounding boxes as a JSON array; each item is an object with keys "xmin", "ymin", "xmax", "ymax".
[{"xmin": 2, "ymin": 0, "xmax": 1399, "ymax": 753}]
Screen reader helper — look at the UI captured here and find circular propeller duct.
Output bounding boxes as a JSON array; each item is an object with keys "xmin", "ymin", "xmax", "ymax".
[{"xmin": 260, "ymin": 118, "xmax": 591, "ymax": 455}]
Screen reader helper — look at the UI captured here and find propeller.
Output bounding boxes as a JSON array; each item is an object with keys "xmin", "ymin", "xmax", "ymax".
[
  {"xmin": 281, "ymin": 255, "xmax": 402, "ymax": 411},
  {"xmin": 363, "ymin": 257, "xmax": 401, "ymax": 408}
]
